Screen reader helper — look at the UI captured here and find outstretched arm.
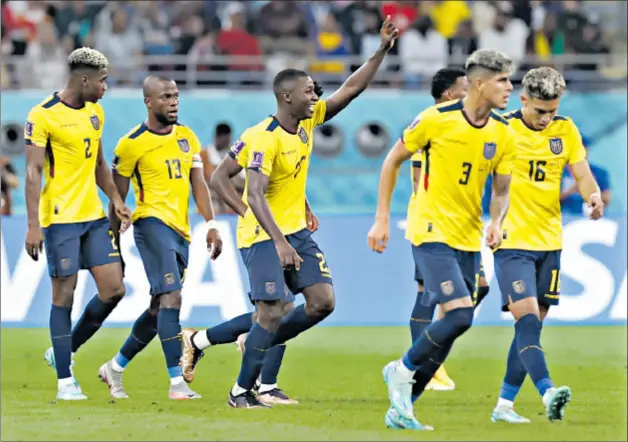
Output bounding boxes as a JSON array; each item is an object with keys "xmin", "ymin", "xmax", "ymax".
[{"xmin": 323, "ymin": 16, "xmax": 398, "ymax": 122}]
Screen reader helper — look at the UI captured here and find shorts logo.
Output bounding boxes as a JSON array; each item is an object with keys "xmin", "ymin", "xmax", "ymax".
[
  {"xmin": 60, "ymin": 258, "xmax": 71, "ymax": 270},
  {"xmin": 164, "ymin": 273, "xmax": 175, "ymax": 285},
  {"xmin": 483, "ymin": 142, "xmax": 496, "ymax": 160},
  {"xmin": 25, "ymin": 121, "xmax": 34, "ymax": 137},
  {"xmin": 90, "ymin": 115, "xmax": 100, "ymax": 130},
  {"xmin": 265, "ymin": 282, "xmax": 276, "ymax": 294},
  {"xmin": 298, "ymin": 127, "xmax": 309, "ymax": 144},
  {"xmin": 512, "ymin": 280, "xmax": 526, "ymax": 294},
  {"xmin": 232, "ymin": 139, "xmax": 245, "ymax": 155},
  {"xmin": 251, "ymin": 151, "xmax": 264, "ymax": 169},
  {"xmin": 440, "ymin": 280, "xmax": 455, "ymax": 296},
  {"xmin": 549, "ymin": 138, "xmax": 563, "ymax": 155},
  {"xmin": 177, "ymin": 139, "xmax": 190, "ymax": 153}
]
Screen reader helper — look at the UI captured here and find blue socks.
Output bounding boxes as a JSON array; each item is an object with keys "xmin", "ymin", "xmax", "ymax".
[
  {"xmin": 411, "ymin": 341, "xmax": 454, "ymax": 402},
  {"xmin": 270, "ymin": 304, "xmax": 322, "ymax": 346},
  {"xmin": 403, "ymin": 307, "xmax": 473, "ymax": 371},
  {"xmin": 157, "ymin": 308, "xmax": 182, "ymax": 380},
  {"xmin": 50, "ymin": 305, "xmax": 72, "ymax": 379},
  {"xmin": 515, "ymin": 314, "xmax": 553, "ymax": 397},
  {"xmin": 474, "ymin": 285, "xmax": 490, "ymax": 310},
  {"xmin": 71, "ymin": 294, "xmax": 119, "ymax": 353},
  {"xmin": 115, "ymin": 309, "xmax": 158, "ymax": 369},
  {"xmin": 206, "ymin": 312, "xmax": 253, "ymax": 345},
  {"xmin": 499, "ymin": 334, "xmax": 528, "ymax": 402},
  {"xmin": 237, "ymin": 323, "xmax": 275, "ymax": 390},
  {"xmin": 409, "ymin": 290, "xmax": 435, "ymax": 342},
  {"xmin": 260, "ymin": 344, "xmax": 287, "ymax": 385}
]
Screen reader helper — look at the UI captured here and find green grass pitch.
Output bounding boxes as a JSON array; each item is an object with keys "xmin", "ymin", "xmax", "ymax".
[{"xmin": 1, "ymin": 326, "xmax": 626, "ymax": 441}]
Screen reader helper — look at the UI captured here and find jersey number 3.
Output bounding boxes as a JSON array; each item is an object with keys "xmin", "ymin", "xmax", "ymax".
[{"xmin": 459, "ymin": 162, "xmax": 472, "ymax": 185}]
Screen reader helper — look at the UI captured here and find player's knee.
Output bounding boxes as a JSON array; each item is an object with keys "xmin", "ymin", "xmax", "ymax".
[
  {"xmin": 158, "ymin": 291, "xmax": 182, "ymax": 309},
  {"xmin": 445, "ymin": 307, "xmax": 474, "ymax": 335},
  {"xmin": 99, "ymin": 280, "xmax": 126, "ymax": 303},
  {"xmin": 52, "ymin": 277, "xmax": 76, "ymax": 308},
  {"xmin": 307, "ymin": 290, "xmax": 335, "ymax": 318},
  {"xmin": 257, "ymin": 301, "xmax": 284, "ymax": 331}
]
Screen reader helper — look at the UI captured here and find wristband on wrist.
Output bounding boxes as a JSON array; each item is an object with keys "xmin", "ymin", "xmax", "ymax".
[{"xmin": 207, "ymin": 219, "xmax": 218, "ymax": 231}]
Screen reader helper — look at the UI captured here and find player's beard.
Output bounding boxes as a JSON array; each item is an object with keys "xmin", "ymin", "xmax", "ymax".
[{"xmin": 156, "ymin": 113, "xmax": 176, "ymax": 126}]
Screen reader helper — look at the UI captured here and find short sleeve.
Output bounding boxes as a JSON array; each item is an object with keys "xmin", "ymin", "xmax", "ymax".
[
  {"xmin": 401, "ymin": 109, "xmax": 434, "ymax": 154},
  {"xmin": 189, "ymin": 131, "xmax": 202, "ymax": 155},
  {"xmin": 494, "ymin": 128, "xmax": 516, "ymax": 175},
  {"xmin": 410, "ymin": 152, "xmax": 422, "ymax": 168},
  {"xmin": 311, "ymin": 100, "xmax": 328, "ymax": 126},
  {"xmin": 25, "ymin": 107, "xmax": 49, "ymax": 148},
  {"xmin": 566, "ymin": 121, "xmax": 587, "ymax": 165},
  {"xmin": 247, "ymin": 133, "xmax": 278, "ymax": 176},
  {"xmin": 228, "ymin": 138, "xmax": 249, "ymax": 168},
  {"xmin": 112, "ymin": 138, "xmax": 139, "ymax": 178},
  {"xmin": 94, "ymin": 103, "xmax": 105, "ymax": 129}
]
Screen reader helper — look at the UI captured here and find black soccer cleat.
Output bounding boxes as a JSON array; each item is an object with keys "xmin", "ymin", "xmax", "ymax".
[{"xmin": 228, "ymin": 390, "xmax": 271, "ymax": 409}]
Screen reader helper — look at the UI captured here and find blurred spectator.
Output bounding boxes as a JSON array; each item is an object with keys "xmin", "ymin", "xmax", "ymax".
[
  {"xmin": 258, "ymin": 1, "xmax": 311, "ymax": 56},
  {"xmin": 200, "ymin": 123, "xmax": 244, "ymax": 215},
  {"xmin": 561, "ymin": 140, "xmax": 611, "ymax": 215},
  {"xmin": 399, "ymin": 16, "xmax": 447, "ymax": 80},
  {"xmin": 310, "ymin": 11, "xmax": 351, "ymax": 75},
  {"xmin": 135, "ymin": 2, "xmax": 174, "ymax": 56},
  {"xmin": 336, "ymin": 0, "xmax": 383, "ymax": 56},
  {"xmin": 94, "ymin": 7, "xmax": 143, "ymax": 85},
  {"xmin": 381, "ymin": 1, "xmax": 419, "ymax": 34},
  {"xmin": 449, "ymin": 19, "xmax": 478, "ymax": 64},
  {"xmin": 23, "ymin": 21, "xmax": 67, "ymax": 89},
  {"xmin": 428, "ymin": 0, "xmax": 471, "ymax": 40},
  {"xmin": 558, "ymin": 0, "xmax": 590, "ymax": 52},
  {"xmin": 0, "ymin": 156, "xmax": 19, "ymax": 216},
  {"xmin": 53, "ymin": 0, "xmax": 101, "ymax": 52},
  {"xmin": 532, "ymin": 8, "xmax": 565, "ymax": 59},
  {"xmin": 478, "ymin": 2, "xmax": 529, "ymax": 70},
  {"xmin": 571, "ymin": 21, "xmax": 610, "ymax": 70},
  {"xmin": 360, "ymin": 5, "xmax": 388, "ymax": 70},
  {"xmin": 216, "ymin": 2, "xmax": 263, "ymax": 72}
]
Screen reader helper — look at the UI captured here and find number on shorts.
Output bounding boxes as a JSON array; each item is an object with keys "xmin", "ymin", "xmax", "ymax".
[
  {"xmin": 84, "ymin": 138, "xmax": 92, "ymax": 159},
  {"xmin": 108, "ymin": 230, "xmax": 119, "ymax": 251},
  {"xmin": 459, "ymin": 162, "xmax": 472, "ymax": 185},
  {"xmin": 316, "ymin": 252, "xmax": 330, "ymax": 275},
  {"xmin": 549, "ymin": 269, "xmax": 561, "ymax": 294}
]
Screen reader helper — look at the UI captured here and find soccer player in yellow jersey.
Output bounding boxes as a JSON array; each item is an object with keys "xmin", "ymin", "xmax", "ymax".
[
  {"xmin": 368, "ymin": 49, "xmax": 517, "ymax": 430},
  {"xmin": 199, "ymin": 18, "xmax": 398, "ymax": 409},
  {"xmin": 25, "ymin": 48, "xmax": 132, "ymax": 401},
  {"xmin": 98, "ymin": 76, "xmax": 223, "ymax": 400},
  {"xmin": 490, "ymin": 67, "xmax": 604, "ymax": 424}
]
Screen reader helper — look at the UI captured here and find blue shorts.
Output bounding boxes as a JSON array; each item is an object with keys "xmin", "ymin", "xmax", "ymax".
[
  {"xmin": 248, "ymin": 290, "xmax": 296, "ymax": 306},
  {"xmin": 414, "ymin": 247, "xmax": 486, "ymax": 282},
  {"xmin": 43, "ymin": 217, "xmax": 120, "ymax": 277},
  {"xmin": 494, "ymin": 249, "xmax": 562, "ymax": 312},
  {"xmin": 412, "ymin": 242, "xmax": 480, "ymax": 306},
  {"xmin": 240, "ymin": 229, "xmax": 332, "ymax": 303},
  {"xmin": 134, "ymin": 217, "xmax": 189, "ymax": 297}
]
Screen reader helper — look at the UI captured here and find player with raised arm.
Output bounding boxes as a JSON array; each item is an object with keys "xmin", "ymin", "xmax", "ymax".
[
  {"xmin": 202, "ymin": 18, "xmax": 399, "ymax": 409},
  {"xmin": 177, "ymin": 80, "xmax": 325, "ymax": 406},
  {"xmin": 368, "ymin": 49, "xmax": 516, "ymax": 430},
  {"xmin": 96, "ymin": 76, "xmax": 223, "ymax": 400},
  {"xmin": 490, "ymin": 67, "xmax": 604, "ymax": 424},
  {"xmin": 26, "ymin": 47, "xmax": 132, "ymax": 401}
]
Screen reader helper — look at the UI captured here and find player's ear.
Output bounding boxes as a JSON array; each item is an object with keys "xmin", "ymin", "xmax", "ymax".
[{"xmin": 283, "ymin": 92, "xmax": 291, "ymax": 104}]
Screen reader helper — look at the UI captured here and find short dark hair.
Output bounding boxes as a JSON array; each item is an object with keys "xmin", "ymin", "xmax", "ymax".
[
  {"xmin": 215, "ymin": 123, "xmax": 232, "ymax": 137},
  {"xmin": 431, "ymin": 68, "xmax": 466, "ymax": 99},
  {"xmin": 272, "ymin": 69, "xmax": 309, "ymax": 95}
]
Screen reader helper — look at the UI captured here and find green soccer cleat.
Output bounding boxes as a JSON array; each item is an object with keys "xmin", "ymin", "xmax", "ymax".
[
  {"xmin": 491, "ymin": 406, "xmax": 531, "ymax": 423},
  {"xmin": 544, "ymin": 386, "xmax": 572, "ymax": 422}
]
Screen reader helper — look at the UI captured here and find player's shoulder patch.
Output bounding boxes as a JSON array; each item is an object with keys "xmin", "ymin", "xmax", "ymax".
[
  {"xmin": 502, "ymin": 110, "xmax": 519, "ymax": 120},
  {"xmin": 435, "ymin": 99, "xmax": 463, "ymax": 114},
  {"xmin": 127, "ymin": 123, "xmax": 147, "ymax": 140},
  {"xmin": 489, "ymin": 112, "xmax": 509, "ymax": 126},
  {"xmin": 41, "ymin": 94, "xmax": 61, "ymax": 110},
  {"xmin": 265, "ymin": 118, "xmax": 280, "ymax": 132}
]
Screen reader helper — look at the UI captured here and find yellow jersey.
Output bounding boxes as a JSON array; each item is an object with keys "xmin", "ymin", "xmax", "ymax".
[
  {"xmin": 24, "ymin": 94, "xmax": 106, "ymax": 227},
  {"xmin": 402, "ymin": 99, "xmax": 516, "ymax": 251},
  {"xmin": 500, "ymin": 111, "xmax": 586, "ymax": 251},
  {"xmin": 406, "ymin": 152, "xmax": 423, "ymax": 226},
  {"xmin": 236, "ymin": 100, "xmax": 327, "ymax": 249},
  {"xmin": 112, "ymin": 123, "xmax": 203, "ymax": 241}
]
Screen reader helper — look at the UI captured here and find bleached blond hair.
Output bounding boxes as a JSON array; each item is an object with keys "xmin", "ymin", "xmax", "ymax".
[
  {"xmin": 67, "ymin": 47, "xmax": 109, "ymax": 71},
  {"xmin": 465, "ymin": 49, "xmax": 514, "ymax": 76},
  {"xmin": 522, "ymin": 67, "xmax": 566, "ymax": 100}
]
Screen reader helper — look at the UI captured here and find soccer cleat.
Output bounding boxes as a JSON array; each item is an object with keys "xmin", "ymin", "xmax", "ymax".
[
  {"xmin": 236, "ymin": 333, "xmax": 247, "ymax": 354},
  {"xmin": 385, "ymin": 407, "xmax": 433, "ymax": 431},
  {"xmin": 98, "ymin": 361, "xmax": 129, "ymax": 399},
  {"xmin": 169, "ymin": 381, "xmax": 202, "ymax": 400},
  {"xmin": 544, "ymin": 386, "xmax": 572, "ymax": 422},
  {"xmin": 180, "ymin": 328, "xmax": 205, "ymax": 383},
  {"xmin": 228, "ymin": 390, "xmax": 270, "ymax": 409},
  {"xmin": 432, "ymin": 365, "xmax": 455, "ymax": 390},
  {"xmin": 56, "ymin": 381, "xmax": 87, "ymax": 401},
  {"xmin": 491, "ymin": 406, "xmax": 531, "ymax": 423},
  {"xmin": 425, "ymin": 377, "xmax": 455, "ymax": 391},
  {"xmin": 382, "ymin": 360, "xmax": 415, "ymax": 421},
  {"xmin": 44, "ymin": 347, "xmax": 75, "ymax": 377},
  {"xmin": 257, "ymin": 388, "xmax": 298, "ymax": 405}
]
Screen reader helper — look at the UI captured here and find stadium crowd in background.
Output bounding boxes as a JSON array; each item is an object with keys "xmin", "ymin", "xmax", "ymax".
[{"xmin": 0, "ymin": 0, "xmax": 621, "ymax": 88}]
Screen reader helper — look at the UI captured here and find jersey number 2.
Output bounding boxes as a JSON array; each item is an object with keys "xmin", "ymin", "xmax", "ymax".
[
  {"xmin": 459, "ymin": 162, "xmax": 472, "ymax": 185},
  {"xmin": 84, "ymin": 138, "xmax": 92, "ymax": 159},
  {"xmin": 166, "ymin": 159, "xmax": 183, "ymax": 179}
]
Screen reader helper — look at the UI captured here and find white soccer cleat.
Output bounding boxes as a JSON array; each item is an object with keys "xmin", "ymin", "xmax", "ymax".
[
  {"xmin": 169, "ymin": 381, "xmax": 202, "ymax": 400},
  {"xmin": 98, "ymin": 361, "xmax": 129, "ymax": 399},
  {"xmin": 491, "ymin": 406, "xmax": 531, "ymax": 423},
  {"xmin": 56, "ymin": 381, "xmax": 87, "ymax": 401}
]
